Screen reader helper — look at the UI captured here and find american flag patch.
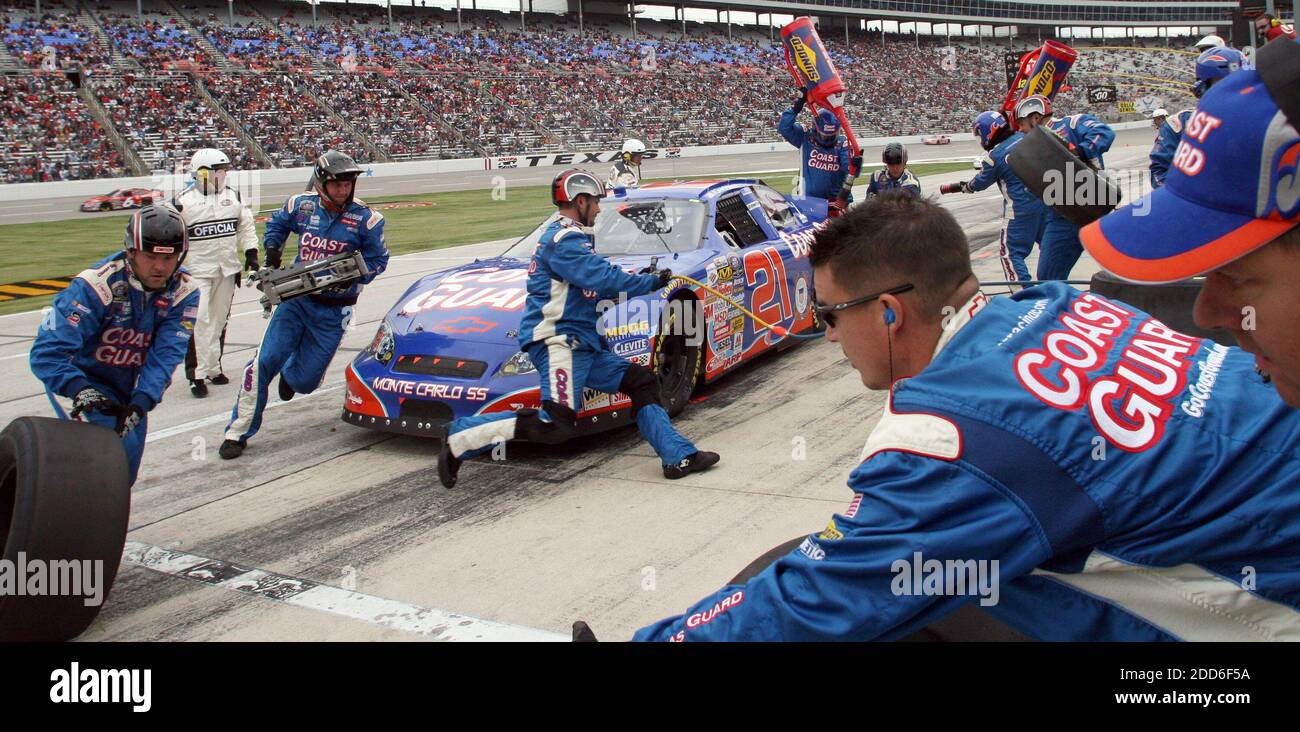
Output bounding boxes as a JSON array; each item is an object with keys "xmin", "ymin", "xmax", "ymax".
[
  {"xmin": 183, "ymin": 306, "xmax": 198, "ymax": 318},
  {"xmin": 844, "ymin": 494, "xmax": 862, "ymax": 518}
]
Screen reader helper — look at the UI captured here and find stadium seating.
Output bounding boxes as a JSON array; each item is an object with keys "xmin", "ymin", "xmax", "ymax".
[
  {"xmin": 0, "ymin": 73, "xmax": 124, "ymax": 183},
  {"xmin": 0, "ymin": 0, "xmax": 1205, "ymax": 183}
]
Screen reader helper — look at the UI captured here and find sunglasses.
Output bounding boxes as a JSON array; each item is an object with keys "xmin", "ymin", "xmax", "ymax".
[{"xmin": 814, "ymin": 283, "xmax": 914, "ymax": 328}]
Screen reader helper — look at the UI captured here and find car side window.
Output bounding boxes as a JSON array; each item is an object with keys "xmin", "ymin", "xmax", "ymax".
[
  {"xmin": 752, "ymin": 184, "xmax": 800, "ymax": 232},
  {"xmin": 715, "ymin": 192, "xmax": 767, "ymax": 248}
]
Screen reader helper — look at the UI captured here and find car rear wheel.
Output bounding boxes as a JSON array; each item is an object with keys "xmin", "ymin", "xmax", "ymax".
[
  {"xmin": 653, "ymin": 297, "xmax": 704, "ymax": 418},
  {"xmin": 0, "ymin": 417, "xmax": 132, "ymax": 641}
]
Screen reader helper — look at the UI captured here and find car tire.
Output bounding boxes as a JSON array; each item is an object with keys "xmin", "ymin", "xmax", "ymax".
[
  {"xmin": 653, "ymin": 296, "xmax": 704, "ymax": 418},
  {"xmin": 140, "ymin": 197, "xmax": 153, "ymax": 206},
  {"xmin": 99, "ymin": 202, "xmax": 112, "ymax": 212},
  {"xmin": 1006, "ymin": 126, "xmax": 1122, "ymax": 227},
  {"xmin": 0, "ymin": 417, "xmax": 131, "ymax": 641}
]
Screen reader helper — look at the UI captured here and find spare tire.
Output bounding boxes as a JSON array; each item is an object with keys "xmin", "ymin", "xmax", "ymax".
[
  {"xmin": 1007, "ymin": 126, "xmax": 1122, "ymax": 228},
  {"xmin": 0, "ymin": 417, "xmax": 131, "ymax": 641},
  {"xmin": 1090, "ymin": 271, "xmax": 1236, "ymax": 347}
]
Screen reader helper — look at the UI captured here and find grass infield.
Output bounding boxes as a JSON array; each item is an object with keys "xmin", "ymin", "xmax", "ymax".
[{"xmin": 0, "ymin": 162, "xmax": 969, "ymax": 316}]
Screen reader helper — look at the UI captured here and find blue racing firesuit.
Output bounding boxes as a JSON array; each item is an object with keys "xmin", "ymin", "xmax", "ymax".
[
  {"xmin": 225, "ymin": 192, "xmax": 389, "ymax": 444},
  {"xmin": 445, "ymin": 217, "xmax": 696, "ymax": 467},
  {"xmin": 1149, "ymin": 109, "xmax": 1192, "ymax": 189},
  {"xmin": 30, "ymin": 252, "xmax": 199, "ymax": 484},
  {"xmin": 865, "ymin": 169, "xmax": 921, "ymax": 198},
  {"xmin": 968, "ymin": 131, "xmax": 1048, "ymax": 283},
  {"xmin": 777, "ymin": 107, "xmax": 854, "ymax": 202},
  {"xmin": 1039, "ymin": 114, "xmax": 1115, "ymax": 281},
  {"xmin": 635, "ymin": 284, "xmax": 1300, "ymax": 641}
]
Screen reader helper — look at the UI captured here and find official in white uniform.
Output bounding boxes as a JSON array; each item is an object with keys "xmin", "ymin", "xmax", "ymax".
[
  {"xmin": 172, "ymin": 148, "xmax": 259, "ymax": 397},
  {"xmin": 607, "ymin": 138, "xmax": 645, "ymax": 189}
]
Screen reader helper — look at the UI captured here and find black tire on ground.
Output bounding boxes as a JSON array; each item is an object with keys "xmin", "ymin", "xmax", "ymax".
[
  {"xmin": 653, "ymin": 296, "xmax": 704, "ymax": 417},
  {"xmin": 0, "ymin": 417, "xmax": 131, "ymax": 641},
  {"xmin": 1089, "ymin": 271, "xmax": 1236, "ymax": 347},
  {"xmin": 99, "ymin": 202, "xmax": 112, "ymax": 211},
  {"xmin": 1006, "ymin": 126, "xmax": 1122, "ymax": 228}
]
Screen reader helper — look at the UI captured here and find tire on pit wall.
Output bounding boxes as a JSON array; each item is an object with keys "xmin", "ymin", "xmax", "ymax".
[
  {"xmin": 1089, "ymin": 271, "xmax": 1236, "ymax": 348},
  {"xmin": 1007, "ymin": 126, "xmax": 1122, "ymax": 228},
  {"xmin": 0, "ymin": 416, "xmax": 131, "ymax": 641},
  {"xmin": 652, "ymin": 294, "xmax": 704, "ymax": 418}
]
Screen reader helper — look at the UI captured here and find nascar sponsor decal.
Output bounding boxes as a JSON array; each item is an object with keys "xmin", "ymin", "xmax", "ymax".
[
  {"xmin": 1014, "ymin": 293, "xmax": 1200, "ymax": 452},
  {"xmin": 370, "ymin": 377, "xmax": 489, "ymax": 401},
  {"xmin": 400, "ymin": 268, "xmax": 530, "ymax": 313},
  {"xmin": 612, "ymin": 337, "xmax": 649, "ymax": 357}
]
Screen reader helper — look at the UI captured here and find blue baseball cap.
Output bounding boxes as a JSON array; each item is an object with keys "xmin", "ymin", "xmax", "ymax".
[{"xmin": 1082, "ymin": 67, "xmax": 1300, "ymax": 283}]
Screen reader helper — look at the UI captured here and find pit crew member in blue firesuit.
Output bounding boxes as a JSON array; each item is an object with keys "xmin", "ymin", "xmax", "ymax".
[
  {"xmin": 950, "ymin": 111, "xmax": 1049, "ymax": 285},
  {"xmin": 627, "ymin": 192, "xmax": 1300, "ymax": 641},
  {"xmin": 778, "ymin": 89, "xmax": 861, "ymax": 208},
  {"xmin": 1014, "ymin": 94, "xmax": 1115, "ymax": 281},
  {"xmin": 30, "ymin": 205, "xmax": 200, "ymax": 485},
  {"xmin": 220, "ymin": 150, "xmax": 389, "ymax": 460},
  {"xmin": 1085, "ymin": 40, "xmax": 1300, "ymax": 410},
  {"xmin": 865, "ymin": 143, "xmax": 920, "ymax": 198},
  {"xmin": 437, "ymin": 169, "xmax": 719, "ymax": 488},
  {"xmin": 1150, "ymin": 47, "xmax": 1245, "ymax": 189}
]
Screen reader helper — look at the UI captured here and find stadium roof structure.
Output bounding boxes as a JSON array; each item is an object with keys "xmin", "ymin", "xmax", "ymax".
[{"xmin": 637, "ymin": 1, "xmax": 1240, "ymax": 28}]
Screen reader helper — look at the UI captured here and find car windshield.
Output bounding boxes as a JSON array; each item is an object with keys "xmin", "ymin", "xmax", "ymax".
[{"xmin": 501, "ymin": 199, "xmax": 706, "ymax": 258}]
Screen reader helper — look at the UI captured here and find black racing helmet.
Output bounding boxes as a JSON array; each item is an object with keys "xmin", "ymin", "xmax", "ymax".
[
  {"xmin": 123, "ymin": 204, "xmax": 188, "ymax": 263},
  {"xmin": 883, "ymin": 142, "xmax": 908, "ymax": 166},
  {"xmin": 312, "ymin": 149, "xmax": 363, "ymax": 206}
]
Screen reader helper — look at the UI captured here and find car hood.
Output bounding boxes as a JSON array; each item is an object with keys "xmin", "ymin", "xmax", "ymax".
[{"xmin": 387, "ymin": 249, "xmax": 720, "ymax": 346}]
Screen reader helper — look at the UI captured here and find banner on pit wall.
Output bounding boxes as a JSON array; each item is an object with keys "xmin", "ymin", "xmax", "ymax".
[
  {"xmin": 1118, "ymin": 101, "xmax": 1136, "ymax": 114},
  {"xmin": 483, "ymin": 148, "xmax": 682, "ymax": 170}
]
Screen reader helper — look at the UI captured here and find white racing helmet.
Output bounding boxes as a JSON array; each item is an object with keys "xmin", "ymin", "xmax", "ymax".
[
  {"xmin": 621, "ymin": 138, "xmax": 646, "ymax": 155},
  {"xmin": 1195, "ymin": 34, "xmax": 1226, "ymax": 51},
  {"xmin": 190, "ymin": 148, "xmax": 231, "ymax": 193}
]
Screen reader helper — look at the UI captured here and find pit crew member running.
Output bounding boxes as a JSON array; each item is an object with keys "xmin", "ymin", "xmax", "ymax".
[
  {"xmin": 220, "ymin": 150, "xmax": 389, "ymax": 460},
  {"xmin": 436, "ymin": 169, "xmax": 719, "ymax": 488},
  {"xmin": 29, "ymin": 205, "xmax": 199, "ymax": 485}
]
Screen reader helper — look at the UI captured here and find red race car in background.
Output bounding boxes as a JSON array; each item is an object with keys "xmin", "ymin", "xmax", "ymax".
[{"xmin": 80, "ymin": 187, "xmax": 165, "ymax": 212}]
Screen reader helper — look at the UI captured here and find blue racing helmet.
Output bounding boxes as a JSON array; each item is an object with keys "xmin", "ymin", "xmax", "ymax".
[
  {"xmin": 972, "ymin": 110, "xmax": 1009, "ymax": 151},
  {"xmin": 813, "ymin": 109, "xmax": 840, "ymax": 146},
  {"xmin": 1194, "ymin": 46, "xmax": 1245, "ymax": 97}
]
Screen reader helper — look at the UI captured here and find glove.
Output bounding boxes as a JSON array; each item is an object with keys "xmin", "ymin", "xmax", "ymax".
[
  {"xmin": 958, "ymin": 181, "xmax": 973, "ymax": 194},
  {"xmin": 115, "ymin": 403, "xmax": 144, "ymax": 437},
  {"xmin": 265, "ymin": 248, "xmax": 282, "ymax": 269},
  {"xmin": 71, "ymin": 387, "xmax": 118, "ymax": 418},
  {"xmin": 654, "ymin": 268, "xmax": 674, "ymax": 289},
  {"xmin": 244, "ymin": 249, "xmax": 260, "ymax": 273},
  {"xmin": 792, "ymin": 89, "xmax": 807, "ymax": 114},
  {"xmin": 850, "ymin": 155, "xmax": 863, "ymax": 176}
]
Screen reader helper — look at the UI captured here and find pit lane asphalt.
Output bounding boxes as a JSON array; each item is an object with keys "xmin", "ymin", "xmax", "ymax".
[{"xmin": 0, "ymin": 135, "xmax": 1148, "ymax": 640}]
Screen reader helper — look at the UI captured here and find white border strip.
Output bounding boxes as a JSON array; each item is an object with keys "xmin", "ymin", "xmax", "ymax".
[{"xmin": 122, "ymin": 541, "xmax": 566, "ymax": 642}]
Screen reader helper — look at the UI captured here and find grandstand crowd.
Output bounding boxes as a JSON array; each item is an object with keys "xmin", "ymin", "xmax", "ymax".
[{"xmin": 0, "ymin": 0, "xmax": 1206, "ymax": 183}]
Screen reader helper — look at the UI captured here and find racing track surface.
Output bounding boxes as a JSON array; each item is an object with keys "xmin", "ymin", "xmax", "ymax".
[
  {"xmin": 0, "ymin": 129, "xmax": 1151, "ymax": 225},
  {"xmin": 0, "ymin": 137, "xmax": 1148, "ymax": 641}
]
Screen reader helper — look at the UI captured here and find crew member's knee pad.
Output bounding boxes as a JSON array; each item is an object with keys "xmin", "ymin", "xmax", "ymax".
[
  {"xmin": 619, "ymin": 365, "xmax": 662, "ymax": 417},
  {"xmin": 517, "ymin": 400, "xmax": 579, "ymax": 444}
]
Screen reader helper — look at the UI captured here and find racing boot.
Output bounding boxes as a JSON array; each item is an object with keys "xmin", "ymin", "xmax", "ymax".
[
  {"xmin": 278, "ymin": 376, "xmax": 295, "ymax": 402},
  {"xmin": 437, "ymin": 427, "xmax": 461, "ymax": 489},
  {"xmin": 662, "ymin": 451, "xmax": 720, "ymax": 480},
  {"xmin": 190, "ymin": 379, "xmax": 208, "ymax": 398},
  {"xmin": 210, "ymin": 373, "xmax": 230, "ymax": 386},
  {"xmin": 219, "ymin": 439, "xmax": 246, "ymax": 460}
]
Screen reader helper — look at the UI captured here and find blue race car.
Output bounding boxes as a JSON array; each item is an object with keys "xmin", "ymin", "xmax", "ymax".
[{"xmin": 343, "ymin": 179, "xmax": 828, "ymax": 437}]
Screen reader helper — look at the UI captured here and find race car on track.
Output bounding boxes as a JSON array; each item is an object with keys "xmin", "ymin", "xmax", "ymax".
[
  {"xmin": 343, "ymin": 179, "xmax": 828, "ymax": 437},
  {"xmin": 80, "ymin": 187, "xmax": 165, "ymax": 212},
  {"xmin": 922, "ymin": 135, "xmax": 951, "ymax": 145}
]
